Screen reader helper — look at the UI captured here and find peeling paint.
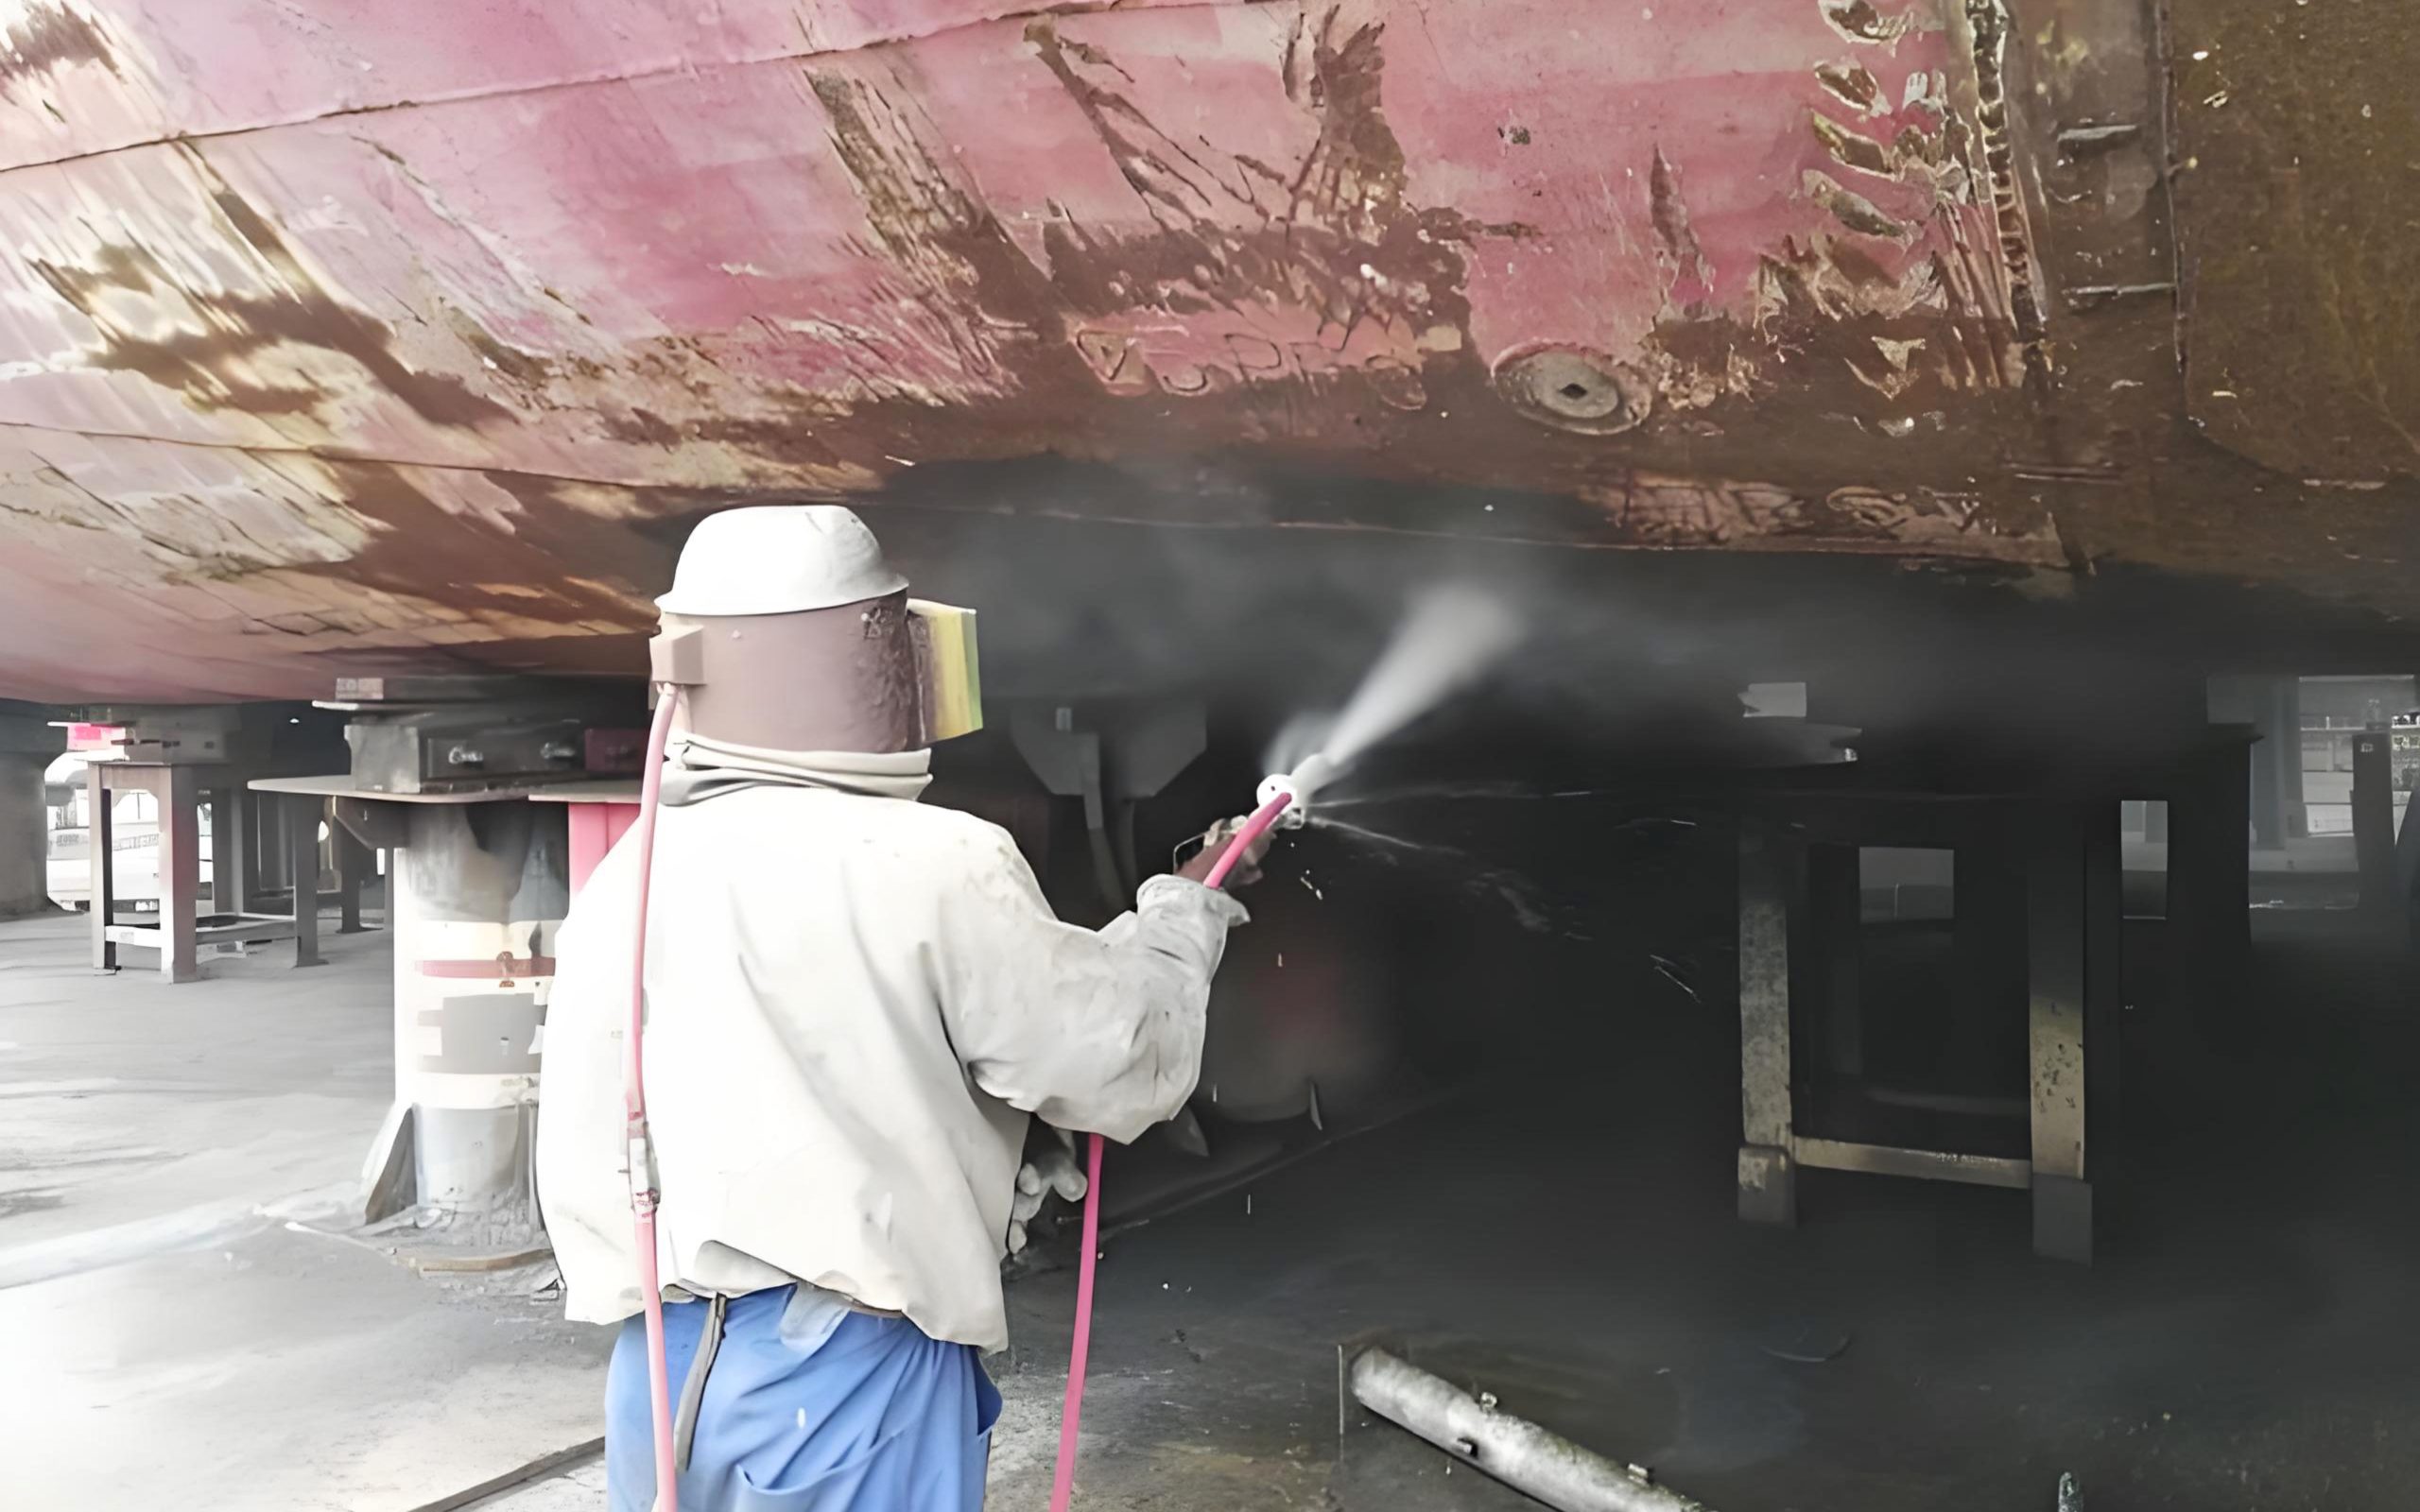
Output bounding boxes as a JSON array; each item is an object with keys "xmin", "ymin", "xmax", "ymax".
[
  {"xmin": 0, "ymin": 2, "xmax": 116, "ymax": 93},
  {"xmin": 1810, "ymin": 112, "xmax": 1899, "ymax": 179},
  {"xmin": 1803, "ymin": 168, "xmax": 1909, "ymax": 240},
  {"xmin": 26, "ymin": 151, "xmax": 508, "ymax": 433},
  {"xmin": 1814, "ymin": 60, "xmax": 1884, "ymax": 114},
  {"xmin": 1821, "ymin": 0, "xmax": 1940, "ymax": 47}
]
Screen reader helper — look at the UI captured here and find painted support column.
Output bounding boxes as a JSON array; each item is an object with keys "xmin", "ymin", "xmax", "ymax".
[
  {"xmin": 566, "ymin": 800, "xmax": 639, "ymax": 897},
  {"xmin": 375, "ymin": 800, "xmax": 569, "ymax": 1232}
]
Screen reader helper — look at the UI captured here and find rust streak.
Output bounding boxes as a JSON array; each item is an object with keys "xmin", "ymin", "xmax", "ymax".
[
  {"xmin": 28, "ymin": 152, "xmax": 509, "ymax": 430},
  {"xmin": 1018, "ymin": 9, "xmax": 1521, "ymax": 382},
  {"xmin": 0, "ymin": 3, "xmax": 118, "ymax": 92},
  {"xmin": 1821, "ymin": 0, "xmax": 1933, "ymax": 45}
]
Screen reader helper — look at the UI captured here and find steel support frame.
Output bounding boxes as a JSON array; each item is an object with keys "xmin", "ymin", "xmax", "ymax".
[
  {"xmin": 91, "ymin": 763, "xmax": 199, "ymax": 981},
  {"xmin": 2024, "ymin": 804, "xmax": 2096, "ymax": 1263},
  {"xmin": 1737, "ymin": 822, "xmax": 1797, "ymax": 1225},
  {"xmin": 90, "ymin": 763, "xmax": 321, "ymax": 981},
  {"xmin": 1736, "ymin": 799, "xmax": 2116, "ymax": 1261}
]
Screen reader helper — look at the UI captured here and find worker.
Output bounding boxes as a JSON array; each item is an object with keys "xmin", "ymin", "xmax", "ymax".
[{"xmin": 535, "ymin": 505, "xmax": 1265, "ymax": 1512}]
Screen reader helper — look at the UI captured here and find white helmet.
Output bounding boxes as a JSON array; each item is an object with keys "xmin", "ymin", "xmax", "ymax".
[
  {"xmin": 654, "ymin": 505, "xmax": 908, "ymax": 617},
  {"xmin": 650, "ymin": 506, "xmax": 978, "ymax": 754}
]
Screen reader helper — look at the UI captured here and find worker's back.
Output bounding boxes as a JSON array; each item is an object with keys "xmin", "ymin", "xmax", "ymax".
[
  {"xmin": 545, "ymin": 784, "xmax": 1038, "ymax": 1349},
  {"xmin": 538, "ymin": 782, "xmax": 1228, "ymax": 1351}
]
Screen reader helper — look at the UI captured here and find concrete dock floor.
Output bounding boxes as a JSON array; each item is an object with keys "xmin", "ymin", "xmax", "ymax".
[{"xmin": 0, "ymin": 911, "xmax": 610, "ymax": 1512}]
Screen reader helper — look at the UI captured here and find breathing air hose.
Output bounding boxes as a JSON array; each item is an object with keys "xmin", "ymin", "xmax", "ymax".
[
  {"xmin": 626, "ymin": 688, "xmax": 684, "ymax": 1512},
  {"xmin": 624, "ymin": 680, "xmax": 1289, "ymax": 1512}
]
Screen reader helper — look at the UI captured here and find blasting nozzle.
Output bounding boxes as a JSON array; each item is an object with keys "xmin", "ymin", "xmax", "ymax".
[{"xmin": 1255, "ymin": 751, "xmax": 1337, "ymax": 829}]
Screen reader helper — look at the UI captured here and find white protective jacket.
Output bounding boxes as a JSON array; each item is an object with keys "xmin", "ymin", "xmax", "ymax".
[{"xmin": 535, "ymin": 770, "xmax": 1245, "ymax": 1351}]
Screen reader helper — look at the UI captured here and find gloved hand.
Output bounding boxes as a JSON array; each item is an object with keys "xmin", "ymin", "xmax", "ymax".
[
  {"xmin": 1007, "ymin": 1125, "xmax": 1088, "ymax": 1256},
  {"xmin": 1175, "ymin": 814, "xmax": 1273, "ymax": 888}
]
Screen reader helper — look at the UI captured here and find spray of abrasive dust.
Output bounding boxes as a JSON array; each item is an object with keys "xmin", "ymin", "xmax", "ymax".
[{"xmin": 1266, "ymin": 584, "xmax": 1526, "ymax": 789}]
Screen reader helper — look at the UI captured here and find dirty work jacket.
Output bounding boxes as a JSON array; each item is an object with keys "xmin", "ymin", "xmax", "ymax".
[{"xmin": 536, "ymin": 782, "xmax": 1246, "ymax": 1351}]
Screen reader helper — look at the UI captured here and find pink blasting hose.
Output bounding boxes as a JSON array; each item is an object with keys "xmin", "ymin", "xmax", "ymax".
[
  {"xmin": 626, "ymin": 688, "xmax": 683, "ymax": 1512},
  {"xmin": 1048, "ymin": 788, "xmax": 1293, "ymax": 1512}
]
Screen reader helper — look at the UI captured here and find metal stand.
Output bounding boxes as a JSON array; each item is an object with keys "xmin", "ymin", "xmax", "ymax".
[
  {"xmin": 90, "ymin": 762, "xmax": 323, "ymax": 980},
  {"xmin": 1735, "ymin": 795, "xmax": 2118, "ymax": 1261},
  {"xmin": 2024, "ymin": 806, "xmax": 2095, "ymax": 1264},
  {"xmin": 1736, "ymin": 823, "xmax": 1797, "ymax": 1226}
]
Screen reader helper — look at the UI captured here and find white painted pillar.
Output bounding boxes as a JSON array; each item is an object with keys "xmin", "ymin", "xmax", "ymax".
[{"xmin": 368, "ymin": 799, "xmax": 569, "ymax": 1232}]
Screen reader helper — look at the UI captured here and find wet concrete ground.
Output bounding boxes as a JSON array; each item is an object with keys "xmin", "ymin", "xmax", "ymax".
[
  {"xmin": 0, "ymin": 911, "xmax": 610, "ymax": 1511},
  {"xmin": 977, "ymin": 817, "xmax": 2420, "ymax": 1512},
  {"xmin": 483, "ymin": 897, "xmax": 2420, "ymax": 1512}
]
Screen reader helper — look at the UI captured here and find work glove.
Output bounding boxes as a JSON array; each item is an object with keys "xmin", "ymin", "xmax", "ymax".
[
  {"xmin": 1007, "ymin": 1125, "xmax": 1088, "ymax": 1256},
  {"xmin": 1175, "ymin": 814, "xmax": 1273, "ymax": 888}
]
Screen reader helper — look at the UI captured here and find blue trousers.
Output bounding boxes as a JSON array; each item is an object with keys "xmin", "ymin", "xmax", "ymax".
[{"xmin": 606, "ymin": 1289, "xmax": 998, "ymax": 1512}]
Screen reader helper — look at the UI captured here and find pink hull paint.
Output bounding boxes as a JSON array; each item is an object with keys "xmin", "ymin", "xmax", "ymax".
[{"xmin": 0, "ymin": 0, "xmax": 2388, "ymax": 703}]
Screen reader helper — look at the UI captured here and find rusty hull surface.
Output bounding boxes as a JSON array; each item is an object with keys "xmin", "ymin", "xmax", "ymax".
[{"xmin": 0, "ymin": 0, "xmax": 2411, "ymax": 703}]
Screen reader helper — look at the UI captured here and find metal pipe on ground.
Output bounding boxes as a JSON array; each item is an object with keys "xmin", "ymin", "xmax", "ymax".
[{"xmin": 1344, "ymin": 1347, "xmax": 1713, "ymax": 1512}]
